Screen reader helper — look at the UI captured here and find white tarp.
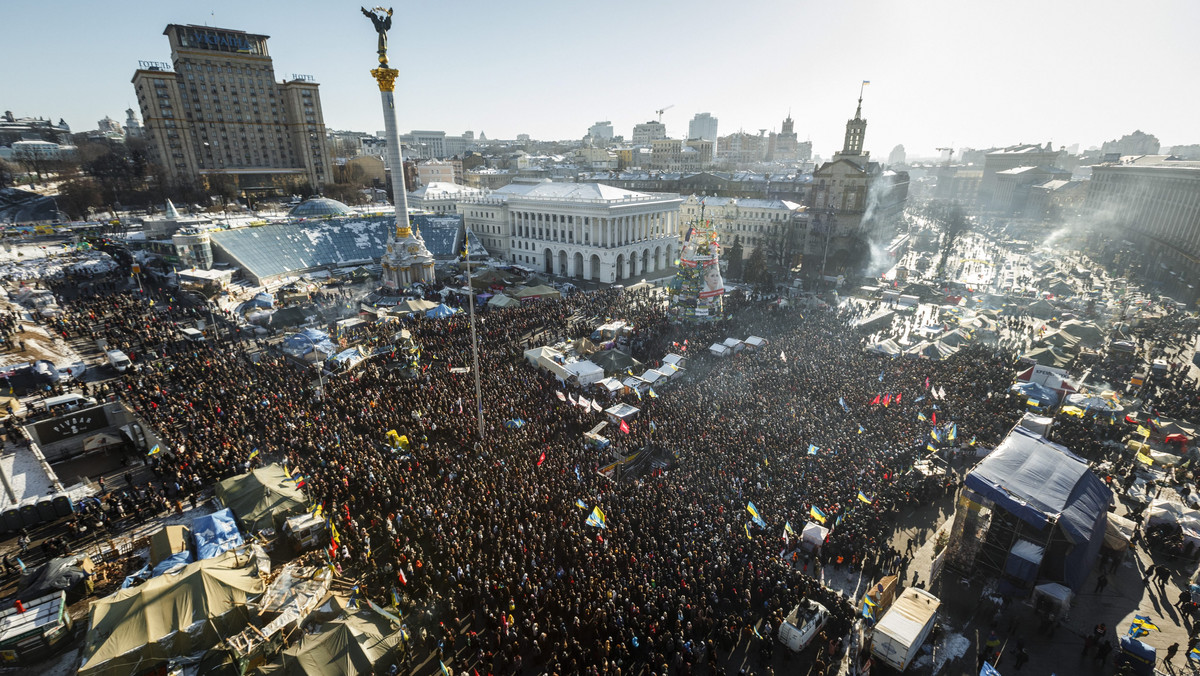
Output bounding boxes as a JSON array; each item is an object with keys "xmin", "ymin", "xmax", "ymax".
[
  {"xmin": 801, "ymin": 522, "xmax": 828, "ymax": 549},
  {"xmin": 564, "ymin": 360, "xmax": 604, "ymax": 386}
]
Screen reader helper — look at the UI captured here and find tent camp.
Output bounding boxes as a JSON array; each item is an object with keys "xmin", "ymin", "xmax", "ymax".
[
  {"xmin": 1011, "ymin": 381, "xmax": 1060, "ymax": 406},
  {"xmin": 1026, "ymin": 299, "xmax": 1059, "ymax": 319},
  {"xmin": 952, "ymin": 427, "xmax": 1110, "ymax": 592},
  {"xmin": 391, "ymin": 298, "xmax": 438, "ymax": 315},
  {"xmin": 1038, "ymin": 330, "xmax": 1081, "ymax": 351},
  {"xmin": 425, "ymin": 303, "xmax": 457, "ymax": 319},
  {"xmin": 78, "ymin": 549, "xmax": 267, "ymax": 676},
  {"xmin": 215, "ymin": 464, "xmax": 309, "ymax": 534},
  {"xmin": 257, "ymin": 608, "xmax": 405, "ymax": 676},
  {"xmin": 192, "ymin": 508, "xmax": 245, "ymax": 560},
  {"xmin": 1059, "ymin": 320, "xmax": 1105, "ymax": 348},
  {"xmin": 906, "ymin": 341, "xmax": 957, "ymax": 360}
]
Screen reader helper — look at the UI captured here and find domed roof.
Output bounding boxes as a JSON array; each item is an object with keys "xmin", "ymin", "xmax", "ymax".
[{"xmin": 289, "ymin": 197, "xmax": 353, "ymax": 218}]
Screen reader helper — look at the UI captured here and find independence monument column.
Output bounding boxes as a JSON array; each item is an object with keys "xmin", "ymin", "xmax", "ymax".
[{"xmin": 362, "ymin": 6, "xmax": 434, "ymax": 288}]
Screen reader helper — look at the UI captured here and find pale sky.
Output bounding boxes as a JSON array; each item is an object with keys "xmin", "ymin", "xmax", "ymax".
[{"xmin": 3, "ymin": 0, "xmax": 1196, "ymax": 159}]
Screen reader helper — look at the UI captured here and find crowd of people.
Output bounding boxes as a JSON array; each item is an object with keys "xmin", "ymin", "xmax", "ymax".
[{"xmin": 35, "ymin": 267, "xmax": 1043, "ymax": 675}]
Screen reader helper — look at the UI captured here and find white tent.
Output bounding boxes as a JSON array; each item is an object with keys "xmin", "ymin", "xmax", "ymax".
[
  {"xmin": 596, "ymin": 377, "xmax": 623, "ymax": 393},
  {"xmin": 801, "ymin": 522, "xmax": 828, "ymax": 550},
  {"xmin": 639, "ymin": 370, "xmax": 665, "ymax": 385},
  {"xmin": 722, "ymin": 337, "xmax": 745, "ymax": 353},
  {"xmin": 622, "ymin": 376, "xmax": 649, "ymax": 393},
  {"xmin": 709, "ymin": 343, "xmax": 731, "ymax": 357},
  {"xmin": 662, "ymin": 353, "xmax": 687, "ymax": 367},
  {"xmin": 564, "ymin": 360, "xmax": 604, "ymax": 386},
  {"xmin": 744, "ymin": 336, "xmax": 768, "ymax": 349}
]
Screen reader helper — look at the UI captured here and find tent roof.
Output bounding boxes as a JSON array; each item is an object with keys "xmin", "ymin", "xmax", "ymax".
[
  {"xmin": 79, "ymin": 550, "xmax": 265, "ymax": 676},
  {"xmin": 589, "ymin": 349, "xmax": 644, "ymax": 375},
  {"xmin": 150, "ymin": 525, "xmax": 190, "ymax": 566},
  {"xmin": 215, "ymin": 464, "xmax": 309, "ymax": 533},
  {"xmin": 965, "ymin": 427, "xmax": 1110, "ymax": 543},
  {"xmin": 257, "ymin": 609, "xmax": 404, "ymax": 676},
  {"xmin": 1021, "ymin": 346, "xmax": 1073, "ymax": 368},
  {"xmin": 512, "ymin": 284, "xmax": 561, "ymax": 299}
]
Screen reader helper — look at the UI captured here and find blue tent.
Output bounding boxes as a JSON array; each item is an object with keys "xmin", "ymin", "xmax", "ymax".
[
  {"xmin": 150, "ymin": 550, "xmax": 194, "ymax": 577},
  {"xmin": 964, "ymin": 427, "xmax": 1111, "ymax": 592},
  {"xmin": 425, "ymin": 303, "xmax": 457, "ymax": 319},
  {"xmin": 192, "ymin": 508, "xmax": 245, "ymax": 560},
  {"xmin": 1011, "ymin": 381, "xmax": 1060, "ymax": 406}
]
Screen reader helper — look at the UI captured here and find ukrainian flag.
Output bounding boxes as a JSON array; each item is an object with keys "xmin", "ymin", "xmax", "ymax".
[
  {"xmin": 784, "ymin": 521, "xmax": 796, "ymax": 537},
  {"xmin": 744, "ymin": 523, "xmax": 752, "ymax": 540},
  {"xmin": 648, "ymin": 387, "xmax": 658, "ymax": 399},
  {"xmin": 147, "ymin": 444, "xmax": 161, "ymax": 456},
  {"xmin": 747, "ymin": 502, "xmax": 766, "ymax": 527},
  {"xmin": 586, "ymin": 506, "xmax": 607, "ymax": 529},
  {"xmin": 810, "ymin": 505, "xmax": 827, "ymax": 524},
  {"xmin": 807, "ymin": 444, "xmax": 819, "ymax": 455},
  {"xmin": 575, "ymin": 499, "xmax": 588, "ymax": 510},
  {"xmin": 1131, "ymin": 614, "xmax": 1161, "ymax": 633},
  {"xmin": 858, "ymin": 491, "xmax": 874, "ymax": 505}
]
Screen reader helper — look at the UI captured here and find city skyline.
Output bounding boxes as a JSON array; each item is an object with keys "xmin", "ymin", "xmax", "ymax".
[{"xmin": 2, "ymin": 0, "xmax": 1197, "ymax": 159}]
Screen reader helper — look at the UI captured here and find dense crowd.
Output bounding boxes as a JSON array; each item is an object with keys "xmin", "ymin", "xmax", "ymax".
[{"xmin": 40, "ymin": 270, "xmax": 1036, "ymax": 675}]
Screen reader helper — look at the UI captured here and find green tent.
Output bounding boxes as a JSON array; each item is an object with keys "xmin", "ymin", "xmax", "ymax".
[
  {"xmin": 257, "ymin": 608, "xmax": 406, "ymax": 676},
  {"xmin": 79, "ymin": 550, "xmax": 265, "ymax": 676},
  {"xmin": 215, "ymin": 464, "xmax": 309, "ymax": 533}
]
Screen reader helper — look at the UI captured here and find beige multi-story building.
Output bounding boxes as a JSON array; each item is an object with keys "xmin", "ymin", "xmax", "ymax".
[
  {"xmin": 458, "ymin": 182, "xmax": 683, "ymax": 283},
  {"xmin": 416, "ymin": 158, "xmax": 456, "ymax": 186},
  {"xmin": 632, "ymin": 121, "xmax": 667, "ymax": 144},
  {"xmin": 650, "ymin": 139, "xmax": 714, "ymax": 172},
  {"xmin": 977, "ymin": 143, "xmax": 1062, "ymax": 211},
  {"xmin": 680, "ymin": 195, "xmax": 806, "ymax": 265},
  {"xmin": 131, "ymin": 24, "xmax": 331, "ymax": 193}
]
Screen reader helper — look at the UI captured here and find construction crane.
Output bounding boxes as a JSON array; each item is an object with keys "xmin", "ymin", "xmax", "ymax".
[
  {"xmin": 936, "ymin": 147, "xmax": 954, "ymax": 167},
  {"xmin": 655, "ymin": 104, "xmax": 674, "ymax": 122}
]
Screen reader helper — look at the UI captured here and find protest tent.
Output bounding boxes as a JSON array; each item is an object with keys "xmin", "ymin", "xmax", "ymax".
[
  {"xmin": 866, "ymin": 339, "xmax": 903, "ymax": 356},
  {"xmin": 744, "ymin": 336, "xmax": 768, "ymax": 349},
  {"xmin": 708, "ymin": 343, "xmax": 731, "ymax": 357},
  {"xmin": 215, "ymin": 464, "xmax": 309, "ymax": 534},
  {"xmin": 1026, "ymin": 299, "xmax": 1059, "ymax": 319},
  {"xmin": 392, "ymin": 298, "xmax": 438, "ymax": 315},
  {"xmin": 955, "ymin": 427, "xmax": 1110, "ymax": 592},
  {"xmin": 17, "ymin": 555, "xmax": 94, "ymax": 604},
  {"xmin": 906, "ymin": 340, "xmax": 957, "ymax": 361},
  {"xmin": 801, "ymin": 522, "xmax": 828, "ymax": 552},
  {"xmin": 564, "ymin": 360, "xmax": 605, "ymax": 386},
  {"xmin": 604, "ymin": 403, "xmax": 640, "ymax": 424},
  {"xmin": 1063, "ymin": 393, "xmax": 1123, "ymax": 414},
  {"xmin": 424, "ymin": 303, "xmax": 457, "ymax": 319},
  {"xmin": 512, "ymin": 284, "xmax": 561, "ymax": 300},
  {"xmin": 1038, "ymin": 330, "xmax": 1081, "ymax": 351},
  {"xmin": 595, "ymin": 377, "xmax": 623, "ymax": 394},
  {"xmin": 1020, "ymin": 346, "xmax": 1073, "ymax": 369},
  {"xmin": 149, "ymin": 525, "xmax": 190, "ymax": 566},
  {"xmin": 662, "ymin": 353, "xmax": 687, "ymax": 368},
  {"xmin": 487, "ymin": 293, "xmax": 520, "ymax": 309},
  {"xmin": 1011, "ymin": 381, "xmax": 1060, "ymax": 406},
  {"xmin": 78, "ymin": 549, "xmax": 266, "ymax": 676},
  {"xmin": 256, "ymin": 608, "xmax": 405, "ymax": 676},
  {"xmin": 590, "ymin": 349, "xmax": 644, "ymax": 376},
  {"xmin": 192, "ymin": 508, "xmax": 245, "ymax": 560},
  {"xmin": 1059, "ymin": 320, "xmax": 1105, "ymax": 348}
]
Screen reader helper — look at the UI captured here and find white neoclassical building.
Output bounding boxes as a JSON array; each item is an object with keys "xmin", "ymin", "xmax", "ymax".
[{"xmin": 458, "ymin": 181, "xmax": 683, "ymax": 283}]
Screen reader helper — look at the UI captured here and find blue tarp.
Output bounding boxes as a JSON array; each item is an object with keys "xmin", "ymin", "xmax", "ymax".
[
  {"xmin": 1011, "ymin": 381, "xmax": 1060, "ymax": 405},
  {"xmin": 964, "ymin": 427, "xmax": 1111, "ymax": 591},
  {"xmin": 282, "ymin": 328, "xmax": 337, "ymax": 357},
  {"xmin": 248, "ymin": 292, "xmax": 274, "ymax": 309},
  {"xmin": 192, "ymin": 508, "xmax": 244, "ymax": 560},
  {"xmin": 1117, "ymin": 636, "xmax": 1156, "ymax": 676},
  {"xmin": 151, "ymin": 550, "xmax": 194, "ymax": 577},
  {"xmin": 425, "ymin": 304, "xmax": 457, "ymax": 318}
]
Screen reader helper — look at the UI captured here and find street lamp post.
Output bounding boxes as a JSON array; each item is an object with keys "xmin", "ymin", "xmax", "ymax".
[
  {"xmin": 820, "ymin": 207, "xmax": 836, "ymax": 284},
  {"xmin": 294, "ymin": 333, "xmax": 326, "ymax": 400}
]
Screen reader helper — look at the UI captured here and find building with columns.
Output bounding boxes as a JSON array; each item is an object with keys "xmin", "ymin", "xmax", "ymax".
[
  {"xmin": 680, "ymin": 195, "xmax": 806, "ymax": 264},
  {"xmin": 458, "ymin": 181, "xmax": 682, "ymax": 283}
]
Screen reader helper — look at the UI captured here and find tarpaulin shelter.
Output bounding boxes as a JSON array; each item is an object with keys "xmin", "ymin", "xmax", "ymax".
[
  {"xmin": 424, "ymin": 303, "xmax": 457, "ymax": 318},
  {"xmin": 1020, "ymin": 346, "xmax": 1073, "ymax": 369},
  {"xmin": 392, "ymin": 298, "xmax": 438, "ymax": 315},
  {"xmin": 1038, "ymin": 330, "xmax": 1080, "ymax": 351},
  {"xmin": 564, "ymin": 360, "xmax": 605, "ymax": 386},
  {"xmin": 1026, "ymin": 299, "xmax": 1059, "ymax": 319},
  {"xmin": 282, "ymin": 328, "xmax": 336, "ymax": 359},
  {"xmin": 78, "ymin": 549, "xmax": 266, "ymax": 676},
  {"xmin": 589, "ymin": 349, "xmax": 644, "ymax": 376},
  {"xmin": 17, "ymin": 555, "xmax": 94, "ymax": 604},
  {"xmin": 906, "ymin": 340, "xmax": 957, "ymax": 360},
  {"xmin": 192, "ymin": 508, "xmax": 245, "ymax": 560},
  {"xmin": 487, "ymin": 293, "xmax": 520, "ymax": 308},
  {"xmin": 954, "ymin": 427, "xmax": 1111, "ymax": 592},
  {"xmin": 1059, "ymin": 320, "xmax": 1104, "ymax": 348},
  {"xmin": 215, "ymin": 464, "xmax": 309, "ymax": 534},
  {"xmin": 257, "ymin": 608, "xmax": 405, "ymax": 676},
  {"xmin": 512, "ymin": 284, "xmax": 561, "ymax": 300},
  {"xmin": 866, "ymin": 339, "xmax": 903, "ymax": 356},
  {"xmin": 1010, "ymin": 381, "xmax": 1060, "ymax": 406},
  {"xmin": 1063, "ymin": 393, "xmax": 1122, "ymax": 414}
]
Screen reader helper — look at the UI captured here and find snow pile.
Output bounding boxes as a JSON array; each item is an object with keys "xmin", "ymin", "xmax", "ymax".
[
  {"xmin": 0, "ymin": 243, "xmax": 116, "ymax": 281},
  {"xmin": 910, "ymin": 631, "xmax": 970, "ymax": 673}
]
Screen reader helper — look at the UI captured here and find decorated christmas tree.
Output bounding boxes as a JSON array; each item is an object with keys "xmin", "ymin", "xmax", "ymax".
[{"xmin": 668, "ymin": 214, "xmax": 724, "ymax": 323}]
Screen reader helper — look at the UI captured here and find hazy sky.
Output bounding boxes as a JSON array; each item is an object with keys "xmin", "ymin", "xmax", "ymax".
[{"xmin": 4, "ymin": 0, "xmax": 1196, "ymax": 159}]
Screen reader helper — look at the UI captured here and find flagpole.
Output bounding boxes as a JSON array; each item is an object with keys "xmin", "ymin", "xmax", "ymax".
[{"xmin": 465, "ymin": 235, "xmax": 485, "ymax": 440}]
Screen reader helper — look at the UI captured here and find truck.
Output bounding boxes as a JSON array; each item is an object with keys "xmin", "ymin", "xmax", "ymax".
[
  {"xmin": 106, "ymin": 349, "xmax": 131, "ymax": 373},
  {"xmin": 870, "ymin": 587, "xmax": 941, "ymax": 671}
]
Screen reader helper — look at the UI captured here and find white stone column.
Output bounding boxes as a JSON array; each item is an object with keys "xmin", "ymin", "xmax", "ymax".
[{"xmin": 378, "ymin": 87, "xmax": 409, "ymax": 233}]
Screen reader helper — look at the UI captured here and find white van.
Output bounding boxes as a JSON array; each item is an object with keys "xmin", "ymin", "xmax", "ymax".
[
  {"xmin": 106, "ymin": 350, "xmax": 131, "ymax": 373},
  {"xmin": 36, "ymin": 393, "xmax": 98, "ymax": 415},
  {"xmin": 180, "ymin": 327, "xmax": 206, "ymax": 343},
  {"xmin": 778, "ymin": 600, "xmax": 830, "ymax": 653}
]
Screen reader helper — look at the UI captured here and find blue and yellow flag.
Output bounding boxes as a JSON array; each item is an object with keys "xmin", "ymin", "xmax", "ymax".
[
  {"xmin": 744, "ymin": 522, "xmax": 752, "ymax": 540},
  {"xmin": 147, "ymin": 444, "xmax": 161, "ymax": 456},
  {"xmin": 576, "ymin": 499, "xmax": 588, "ymax": 510},
  {"xmin": 948, "ymin": 423, "xmax": 958, "ymax": 442},
  {"xmin": 810, "ymin": 505, "xmax": 827, "ymax": 524},
  {"xmin": 747, "ymin": 502, "xmax": 766, "ymax": 527},
  {"xmin": 858, "ymin": 491, "xmax": 874, "ymax": 505},
  {"xmin": 857, "ymin": 424, "xmax": 865, "ymax": 435},
  {"xmin": 586, "ymin": 506, "xmax": 607, "ymax": 529},
  {"xmin": 807, "ymin": 444, "xmax": 819, "ymax": 455},
  {"xmin": 784, "ymin": 521, "xmax": 796, "ymax": 537},
  {"xmin": 648, "ymin": 387, "xmax": 658, "ymax": 399}
]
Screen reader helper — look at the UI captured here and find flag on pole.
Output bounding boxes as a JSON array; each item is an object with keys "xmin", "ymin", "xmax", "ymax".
[
  {"xmin": 839, "ymin": 397, "xmax": 850, "ymax": 413},
  {"xmin": 147, "ymin": 444, "xmax": 161, "ymax": 456},
  {"xmin": 537, "ymin": 451, "xmax": 546, "ymax": 466},
  {"xmin": 807, "ymin": 444, "xmax": 819, "ymax": 455},
  {"xmin": 586, "ymin": 506, "xmax": 607, "ymax": 529},
  {"xmin": 858, "ymin": 425, "xmax": 865, "ymax": 435},
  {"xmin": 619, "ymin": 419, "xmax": 631, "ymax": 434},
  {"xmin": 556, "ymin": 391, "xmax": 566, "ymax": 402},
  {"xmin": 948, "ymin": 423, "xmax": 958, "ymax": 442},
  {"xmin": 744, "ymin": 523, "xmax": 752, "ymax": 540},
  {"xmin": 576, "ymin": 499, "xmax": 588, "ymax": 509},
  {"xmin": 918, "ymin": 411, "xmax": 927, "ymax": 422},
  {"xmin": 784, "ymin": 521, "xmax": 796, "ymax": 537},
  {"xmin": 810, "ymin": 506, "xmax": 828, "ymax": 524},
  {"xmin": 648, "ymin": 387, "xmax": 658, "ymax": 399},
  {"xmin": 746, "ymin": 502, "xmax": 766, "ymax": 527},
  {"xmin": 858, "ymin": 491, "xmax": 874, "ymax": 505},
  {"xmin": 248, "ymin": 448, "xmax": 259, "ymax": 461},
  {"xmin": 871, "ymin": 394, "xmax": 881, "ymax": 405}
]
